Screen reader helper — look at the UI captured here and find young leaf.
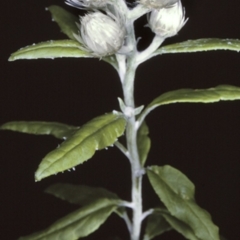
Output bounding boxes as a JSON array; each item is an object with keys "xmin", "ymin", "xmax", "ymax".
[
  {"xmin": 0, "ymin": 121, "xmax": 78, "ymax": 140},
  {"xmin": 35, "ymin": 113, "xmax": 127, "ymax": 181},
  {"xmin": 9, "ymin": 40, "xmax": 92, "ymax": 61},
  {"xmin": 153, "ymin": 38, "xmax": 240, "ymax": 57},
  {"xmin": 45, "ymin": 183, "xmax": 120, "ymax": 205},
  {"xmin": 139, "ymin": 85, "xmax": 240, "ymax": 123},
  {"xmin": 147, "ymin": 165, "xmax": 220, "ymax": 240},
  {"xmin": 47, "ymin": 5, "xmax": 79, "ymax": 40},
  {"xmin": 137, "ymin": 121, "xmax": 151, "ymax": 166},
  {"xmin": 143, "ymin": 210, "xmax": 172, "ymax": 240},
  {"xmin": 18, "ymin": 198, "xmax": 119, "ymax": 240}
]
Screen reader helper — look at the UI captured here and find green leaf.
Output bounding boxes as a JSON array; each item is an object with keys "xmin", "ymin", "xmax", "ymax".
[
  {"xmin": 45, "ymin": 183, "xmax": 120, "ymax": 206},
  {"xmin": 45, "ymin": 183, "xmax": 126, "ymax": 217},
  {"xmin": 18, "ymin": 198, "xmax": 119, "ymax": 240},
  {"xmin": 149, "ymin": 85, "xmax": 240, "ymax": 106},
  {"xmin": 153, "ymin": 38, "xmax": 240, "ymax": 57},
  {"xmin": 161, "ymin": 209, "xmax": 226, "ymax": 240},
  {"xmin": 0, "ymin": 121, "xmax": 78, "ymax": 140},
  {"xmin": 9, "ymin": 40, "xmax": 92, "ymax": 61},
  {"xmin": 47, "ymin": 5, "xmax": 79, "ymax": 40},
  {"xmin": 147, "ymin": 165, "xmax": 220, "ymax": 240},
  {"xmin": 143, "ymin": 210, "xmax": 172, "ymax": 240},
  {"xmin": 162, "ymin": 212, "xmax": 201, "ymax": 240},
  {"xmin": 35, "ymin": 113, "xmax": 127, "ymax": 181},
  {"xmin": 137, "ymin": 121, "xmax": 151, "ymax": 166},
  {"xmin": 139, "ymin": 85, "xmax": 240, "ymax": 122}
]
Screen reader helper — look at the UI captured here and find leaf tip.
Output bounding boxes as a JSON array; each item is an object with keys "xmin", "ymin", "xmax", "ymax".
[
  {"xmin": 47, "ymin": 5, "xmax": 55, "ymax": 12},
  {"xmin": 8, "ymin": 55, "xmax": 15, "ymax": 61},
  {"xmin": 35, "ymin": 170, "xmax": 44, "ymax": 182}
]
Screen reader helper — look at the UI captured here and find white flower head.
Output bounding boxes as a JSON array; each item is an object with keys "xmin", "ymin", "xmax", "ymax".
[
  {"xmin": 65, "ymin": 0, "xmax": 110, "ymax": 9},
  {"xmin": 148, "ymin": 0, "xmax": 187, "ymax": 38},
  {"xmin": 139, "ymin": 0, "xmax": 178, "ymax": 10},
  {"xmin": 74, "ymin": 10, "xmax": 126, "ymax": 57}
]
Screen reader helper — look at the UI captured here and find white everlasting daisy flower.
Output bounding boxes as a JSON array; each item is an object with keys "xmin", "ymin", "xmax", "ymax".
[
  {"xmin": 74, "ymin": 11, "xmax": 126, "ymax": 57},
  {"xmin": 65, "ymin": 0, "xmax": 110, "ymax": 9},
  {"xmin": 139, "ymin": 0, "xmax": 178, "ymax": 10},
  {"xmin": 148, "ymin": 0, "xmax": 187, "ymax": 38}
]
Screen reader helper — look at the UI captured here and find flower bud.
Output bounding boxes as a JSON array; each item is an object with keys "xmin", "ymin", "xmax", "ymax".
[
  {"xmin": 65, "ymin": 0, "xmax": 109, "ymax": 9},
  {"xmin": 74, "ymin": 11, "xmax": 126, "ymax": 57},
  {"xmin": 148, "ymin": 0, "xmax": 187, "ymax": 38},
  {"xmin": 139, "ymin": 0, "xmax": 178, "ymax": 10}
]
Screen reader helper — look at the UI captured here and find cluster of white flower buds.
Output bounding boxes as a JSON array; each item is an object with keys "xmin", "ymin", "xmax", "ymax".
[{"xmin": 66, "ymin": 0, "xmax": 187, "ymax": 57}]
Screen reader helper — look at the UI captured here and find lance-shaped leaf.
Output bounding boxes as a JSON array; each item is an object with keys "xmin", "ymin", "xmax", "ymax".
[
  {"xmin": 35, "ymin": 113, "xmax": 126, "ymax": 181},
  {"xmin": 137, "ymin": 121, "xmax": 151, "ymax": 166},
  {"xmin": 0, "ymin": 121, "xmax": 78, "ymax": 140},
  {"xmin": 153, "ymin": 38, "xmax": 240, "ymax": 57},
  {"xmin": 143, "ymin": 210, "xmax": 172, "ymax": 240},
  {"xmin": 45, "ymin": 183, "xmax": 126, "ymax": 217},
  {"xmin": 18, "ymin": 198, "xmax": 119, "ymax": 240},
  {"xmin": 47, "ymin": 5, "xmax": 79, "ymax": 40},
  {"xmin": 147, "ymin": 165, "xmax": 220, "ymax": 240},
  {"xmin": 9, "ymin": 40, "xmax": 92, "ymax": 61},
  {"xmin": 45, "ymin": 183, "xmax": 120, "ymax": 206},
  {"xmin": 138, "ymin": 85, "xmax": 240, "ymax": 124}
]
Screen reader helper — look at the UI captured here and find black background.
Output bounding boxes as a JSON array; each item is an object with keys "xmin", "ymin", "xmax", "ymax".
[{"xmin": 1, "ymin": 0, "xmax": 240, "ymax": 239}]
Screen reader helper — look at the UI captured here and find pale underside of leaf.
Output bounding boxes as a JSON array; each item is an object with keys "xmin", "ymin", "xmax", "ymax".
[
  {"xmin": 0, "ymin": 121, "xmax": 78, "ymax": 140},
  {"xmin": 139, "ymin": 85, "xmax": 240, "ymax": 124},
  {"xmin": 147, "ymin": 165, "xmax": 220, "ymax": 240},
  {"xmin": 47, "ymin": 5, "xmax": 79, "ymax": 40},
  {"xmin": 18, "ymin": 198, "xmax": 118, "ymax": 240},
  {"xmin": 9, "ymin": 40, "xmax": 92, "ymax": 61},
  {"xmin": 153, "ymin": 38, "xmax": 240, "ymax": 57},
  {"xmin": 45, "ymin": 183, "xmax": 119, "ymax": 206},
  {"xmin": 35, "ymin": 113, "xmax": 126, "ymax": 181}
]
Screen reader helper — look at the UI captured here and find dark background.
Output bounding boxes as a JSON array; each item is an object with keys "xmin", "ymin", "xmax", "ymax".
[{"xmin": 1, "ymin": 0, "xmax": 239, "ymax": 239}]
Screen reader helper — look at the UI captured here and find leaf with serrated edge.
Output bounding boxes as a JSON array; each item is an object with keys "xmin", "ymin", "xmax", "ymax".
[
  {"xmin": 18, "ymin": 198, "xmax": 119, "ymax": 240},
  {"xmin": 45, "ymin": 183, "xmax": 119, "ymax": 205},
  {"xmin": 9, "ymin": 40, "xmax": 92, "ymax": 61},
  {"xmin": 48, "ymin": 5, "xmax": 79, "ymax": 40},
  {"xmin": 143, "ymin": 210, "xmax": 171, "ymax": 240},
  {"xmin": 35, "ymin": 113, "xmax": 126, "ymax": 181},
  {"xmin": 139, "ymin": 85, "xmax": 240, "ymax": 123},
  {"xmin": 137, "ymin": 121, "xmax": 151, "ymax": 166},
  {"xmin": 147, "ymin": 165, "xmax": 220, "ymax": 240},
  {"xmin": 0, "ymin": 121, "xmax": 78, "ymax": 140},
  {"xmin": 153, "ymin": 38, "xmax": 240, "ymax": 57}
]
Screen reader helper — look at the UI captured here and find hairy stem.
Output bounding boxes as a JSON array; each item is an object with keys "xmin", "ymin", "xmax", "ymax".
[
  {"xmin": 116, "ymin": 12, "xmax": 147, "ymax": 240},
  {"xmin": 121, "ymin": 54, "xmax": 143, "ymax": 240}
]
